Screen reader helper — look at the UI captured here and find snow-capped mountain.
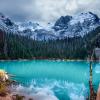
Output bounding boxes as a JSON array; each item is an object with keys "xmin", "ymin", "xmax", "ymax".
[
  {"xmin": 17, "ymin": 22, "xmax": 42, "ymax": 31},
  {"xmin": 0, "ymin": 13, "xmax": 19, "ymax": 34},
  {"xmin": 33, "ymin": 12, "xmax": 100, "ymax": 40},
  {"xmin": 0, "ymin": 12, "xmax": 100, "ymax": 41},
  {"xmin": 17, "ymin": 21, "xmax": 56, "ymax": 40},
  {"xmin": 53, "ymin": 12, "xmax": 100, "ymax": 38},
  {"xmin": 31, "ymin": 29, "xmax": 57, "ymax": 41}
]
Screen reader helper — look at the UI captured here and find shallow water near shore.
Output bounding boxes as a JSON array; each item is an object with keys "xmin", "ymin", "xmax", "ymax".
[{"xmin": 0, "ymin": 60, "xmax": 100, "ymax": 100}]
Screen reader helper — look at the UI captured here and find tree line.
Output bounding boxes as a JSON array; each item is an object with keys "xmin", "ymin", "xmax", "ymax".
[{"xmin": 0, "ymin": 27, "xmax": 100, "ymax": 60}]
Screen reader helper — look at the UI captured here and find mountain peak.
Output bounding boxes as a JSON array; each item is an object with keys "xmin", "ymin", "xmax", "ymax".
[
  {"xmin": 0, "ymin": 12, "xmax": 100, "ymax": 41},
  {"xmin": 53, "ymin": 12, "xmax": 100, "ymax": 37},
  {"xmin": 54, "ymin": 15, "xmax": 72, "ymax": 26},
  {"xmin": 70, "ymin": 12, "xmax": 100, "ymax": 25}
]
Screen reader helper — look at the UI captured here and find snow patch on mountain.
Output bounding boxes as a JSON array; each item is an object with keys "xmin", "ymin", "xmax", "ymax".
[
  {"xmin": 17, "ymin": 22, "xmax": 43, "ymax": 31},
  {"xmin": 0, "ymin": 12, "xmax": 100, "ymax": 41},
  {"xmin": 54, "ymin": 12, "xmax": 100, "ymax": 38},
  {"xmin": 0, "ymin": 13, "xmax": 19, "ymax": 34},
  {"xmin": 70, "ymin": 12, "xmax": 96, "ymax": 25}
]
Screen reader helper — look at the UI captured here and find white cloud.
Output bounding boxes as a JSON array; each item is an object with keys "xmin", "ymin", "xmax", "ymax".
[
  {"xmin": 32, "ymin": 0, "xmax": 67, "ymax": 23},
  {"xmin": 65, "ymin": 0, "xmax": 78, "ymax": 11},
  {"xmin": 0, "ymin": 0, "xmax": 100, "ymax": 24}
]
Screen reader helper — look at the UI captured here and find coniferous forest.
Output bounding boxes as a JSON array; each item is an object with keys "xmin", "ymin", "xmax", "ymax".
[{"xmin": 0, "ymin": 26, "xmax": 100, "ymax": 60}]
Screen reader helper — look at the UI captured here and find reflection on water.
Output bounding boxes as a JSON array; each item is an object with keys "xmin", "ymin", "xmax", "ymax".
[
  {"xmin": 0, "ymin": 60, "xmax": 99, "ymax": 100},
  {"xmin": 10, "ymin": 79, "xmax": 87, "ymax": 100}
]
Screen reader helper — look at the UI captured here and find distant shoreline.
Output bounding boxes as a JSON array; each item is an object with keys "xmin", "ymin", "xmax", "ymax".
[{"xmin": 0, "ymin": 58, "xmax": 99, "ymax": 62}]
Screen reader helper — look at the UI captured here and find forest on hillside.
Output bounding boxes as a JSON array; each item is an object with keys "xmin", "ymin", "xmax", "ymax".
[{"xmin": 0, "ymin": 27, "xmax": 100, "ymax": 60}]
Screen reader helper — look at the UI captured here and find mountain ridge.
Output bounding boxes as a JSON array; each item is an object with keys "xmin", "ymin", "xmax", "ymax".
[
  {"xmin": 0, "ymin": 12, "xmax": 100, "ymax": 59},
  {"xmin": 0, "ymin": 12, "xmax": 100, "ymax": 41}
]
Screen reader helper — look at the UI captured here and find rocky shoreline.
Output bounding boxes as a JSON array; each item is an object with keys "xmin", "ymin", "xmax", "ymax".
[
  {"xmin": 0, "ymin": 89, "xmax": 58, "ymax": 100},
  {"xmin": 0, "ymin": 69, "xmax": 58, "ymax": 100}
]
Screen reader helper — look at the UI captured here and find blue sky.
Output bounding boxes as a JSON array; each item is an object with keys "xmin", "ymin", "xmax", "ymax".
[{"xmin": 0, "ymin": 0, "xmax": 100, "ymax": 24}]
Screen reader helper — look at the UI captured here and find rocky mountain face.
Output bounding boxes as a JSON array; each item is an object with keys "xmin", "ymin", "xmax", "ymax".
[
  {"xmin": 0, "ymin": 12, "xmax": 100, "ymax": 41},
  {"xmin": 0, "ymin": 13, "xmax": 19, "ymax": 34},
  {"xmin": 0, "ymin": 12, "xmax": 100, "ymax": 59},
  {"xmin": 53, "ymin": 12, "xmax": 100, "ymax": 38}
]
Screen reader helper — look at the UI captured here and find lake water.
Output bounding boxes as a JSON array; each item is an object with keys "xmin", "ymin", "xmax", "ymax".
[{"xmin": 0, "ymin": 60, "xmax": 100, "ymax": 100}]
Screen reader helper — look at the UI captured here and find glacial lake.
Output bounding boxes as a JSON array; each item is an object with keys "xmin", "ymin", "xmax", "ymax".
[{"xmin": 0, "ymin": 60, "xmax": 100, "ymax": 100}]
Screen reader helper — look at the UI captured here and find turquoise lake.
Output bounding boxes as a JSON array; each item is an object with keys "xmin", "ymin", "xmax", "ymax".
[{"xmin": 0, "ymin": 60, "xmax": 100, "ymax": 100}]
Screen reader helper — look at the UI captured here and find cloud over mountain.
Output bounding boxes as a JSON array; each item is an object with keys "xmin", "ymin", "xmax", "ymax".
[{"xmin": 0, "ymin": 0, "xmax": 100, "ymax": 24}]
